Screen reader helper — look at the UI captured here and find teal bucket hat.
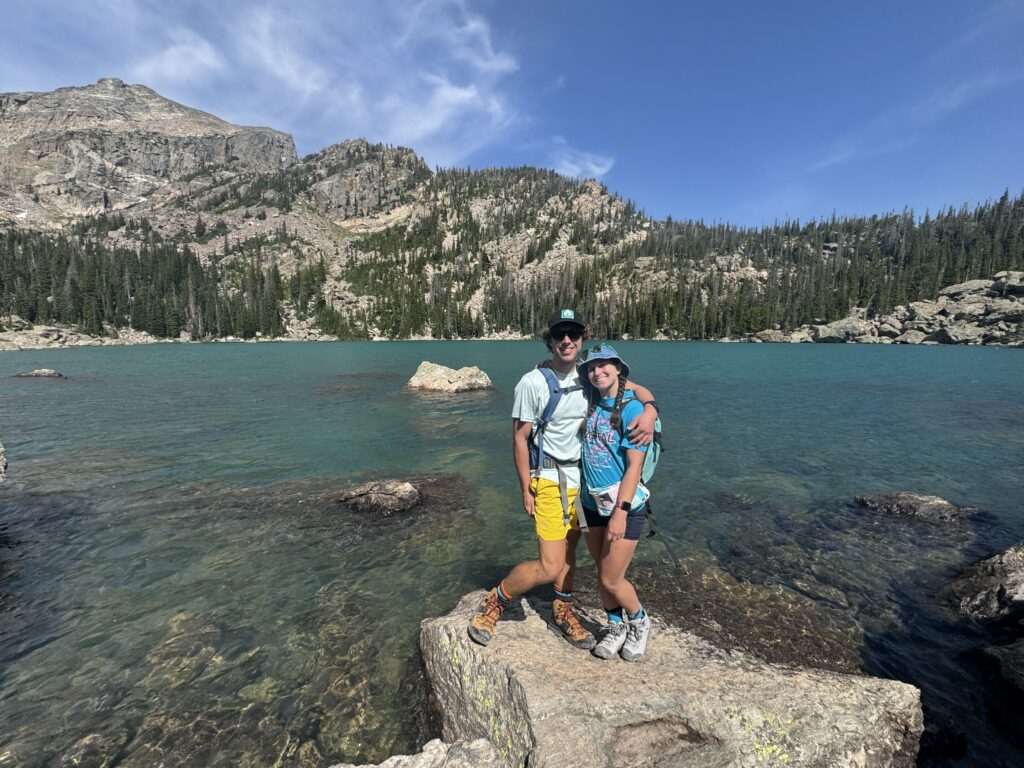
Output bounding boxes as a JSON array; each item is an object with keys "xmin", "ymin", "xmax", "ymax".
[{"xmin": 577, "ymin": 343, "xmax": 630, "ymax": 380}]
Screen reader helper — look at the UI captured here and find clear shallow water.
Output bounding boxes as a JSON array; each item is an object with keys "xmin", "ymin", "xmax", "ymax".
[{"xmin": 1, "ymin": 341, "xmax": 1023, "ymax": 766}]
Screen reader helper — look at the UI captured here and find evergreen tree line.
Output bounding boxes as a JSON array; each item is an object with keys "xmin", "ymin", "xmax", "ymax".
[
  {"xmin": 0, "ymin": 229, "xmax": 287, "ymax": 339},
  {"xmin": 484, "ymin": 191, "xmax": 1024, "ymax": 338}
]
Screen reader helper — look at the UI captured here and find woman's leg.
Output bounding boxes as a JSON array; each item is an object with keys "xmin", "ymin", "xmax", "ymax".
[
  {"xmin": 584, "ymin": 527, "xmax": 616, "ymax": 609},
  {"xmin": 597, "ymin": 537, "xmax": 640, "ymax": 615}
]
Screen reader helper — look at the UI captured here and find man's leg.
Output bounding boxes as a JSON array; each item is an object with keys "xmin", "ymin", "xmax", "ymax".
[{"xmin": 469, "ymin": 479, "xmax": 593, "ymax": 648}]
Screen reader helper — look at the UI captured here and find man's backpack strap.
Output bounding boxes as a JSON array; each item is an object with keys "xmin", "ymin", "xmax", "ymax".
[{"xmin": 529, "ymin": 367, "xmax": 583, "ymax": 473}]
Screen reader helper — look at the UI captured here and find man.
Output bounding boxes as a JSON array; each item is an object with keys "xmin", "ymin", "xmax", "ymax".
[{"xmin": 468, "ymin": 309, "xmax": 658, "ymax": 648}]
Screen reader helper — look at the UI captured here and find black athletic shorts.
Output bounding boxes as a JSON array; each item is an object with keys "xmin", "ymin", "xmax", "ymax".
[{"xmin": 581, "ymin": 504, "xmax": 646, "ymax": 541}]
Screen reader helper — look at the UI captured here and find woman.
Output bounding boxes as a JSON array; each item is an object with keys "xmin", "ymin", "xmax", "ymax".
[{"xmin": 577, "ymin": 343, "xmax": 652, "ymax": 661}]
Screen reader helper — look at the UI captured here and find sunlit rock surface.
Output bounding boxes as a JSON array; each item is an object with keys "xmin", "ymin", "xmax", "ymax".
[
  {"xmin": 420, "ymin": 592, "xmax": 923, "ymax": 768},
  {"xmin": 407, "ymin": 361, "xmax": 492, "ymax": 392}
]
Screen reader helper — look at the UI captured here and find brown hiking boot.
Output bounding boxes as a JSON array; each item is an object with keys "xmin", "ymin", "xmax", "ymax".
[
  {"xmin": 552, "ymin": 598, "xmax": 596, "ymax": 649},
  {"xmin": 468, "ymin": 588, "xmax": 505, "ymax": 646}
]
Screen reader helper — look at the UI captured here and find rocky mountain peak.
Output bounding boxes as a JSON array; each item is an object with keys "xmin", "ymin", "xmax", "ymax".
[{"xmin": 0, "ymin": 78, "xmax": 298, "ymax": 222}]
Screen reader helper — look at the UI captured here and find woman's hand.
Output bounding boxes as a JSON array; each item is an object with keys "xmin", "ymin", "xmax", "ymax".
[
  {"xmin": 626, "ymin": 407, "xmax": 656, "ymax": 447},
  {"xmin": 607, "ymin": 510, "xmax": 627, "ymax": 542}
]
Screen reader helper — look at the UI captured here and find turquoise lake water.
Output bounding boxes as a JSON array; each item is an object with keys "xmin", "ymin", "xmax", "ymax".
[{"xmin": 1, "ymin": 341, "xmax": 1023, "ymax": 766}]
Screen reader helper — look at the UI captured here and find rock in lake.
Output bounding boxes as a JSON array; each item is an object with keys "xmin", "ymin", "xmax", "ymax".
[
  {"xmin": 407, "ymin": 361, "xmax": 492, "ymax": 393},
  {"xmin": 811, "ymin": 317, "xmax": 877, "ymax": 343},
  {"xmin": 420, "ymin": 592, "xmax": 923, "ymax": 768},
  {"xmin": 13, "ymin": 368, "xmax": 65, "ymax": 378},
  {"xmin": 0, "ymin": 440, "xmax": 6, "ymax": 484},
  {"xmin": 981, "ymin": 640, "xmax": 1024, "ymax": 695},
  {"xmin": 335, "ymin": 479, "xmax": 422, "ymax": 516},
  {"xmin": 947, "ymin": 542, "xmax": 1024, "ymax": 622},
  {"xmin": 855, "ymin": 492, "xmax": 976, "ymax": 524},
  {"xmin": 329, "ymin": 739, "xmax": 503, "ymax": 768}
]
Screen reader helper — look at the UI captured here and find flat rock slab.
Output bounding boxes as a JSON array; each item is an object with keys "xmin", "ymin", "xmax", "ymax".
[
  {"xmin": 947, "ymin": 542, "xmax": 1024, "ymax": 622},
  {"xmin": 329, "ymin": 739, "xmax": 503, "ymax": 768},
  {"xmin": 13, "ymin": 368, "xmax": 65, "ymax": 378},
  {"xmin": 407, "ymin": 361, "xmax": 492, "ymax": 393},
  {"xmin": 420, "ymin": 592, "xmax": 922, "ymax": 768},
  {"xmin": 855, "ymin": 492, "xmax": 975, "ymax": 524}
]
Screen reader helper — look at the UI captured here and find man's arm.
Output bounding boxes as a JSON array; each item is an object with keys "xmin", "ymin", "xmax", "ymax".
[
  {"xmin": 624, "ymin": 380, "xmax": 658, "ymax": 446},
  {"xmin": 512, "ymin": 419, "xmax": 536, "ymax": 517}
]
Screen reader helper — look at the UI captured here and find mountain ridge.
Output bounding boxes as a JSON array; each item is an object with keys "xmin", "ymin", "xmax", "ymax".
[{"xmin": 0, "ymin": 79, "xmax": 1021, "ymax": 344}]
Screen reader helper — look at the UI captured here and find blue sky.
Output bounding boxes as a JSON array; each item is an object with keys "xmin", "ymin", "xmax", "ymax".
[{"xmin": 1, "ymin": 0, "xmax": 1022, "ymax": 226}]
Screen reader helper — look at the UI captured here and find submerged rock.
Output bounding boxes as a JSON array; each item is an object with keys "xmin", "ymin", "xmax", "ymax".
[
  {"xmin": 420, "ymin": 592, "xmax": 923, "ymax": 768},
  {"xmin": 981, "ymin": 640, "xmax": 1024, "ymax": 695},
  {"xmin": 0, "ymin": 439, "xmax": 6, "ymax": 484},
  {"xmin": 329, "ymin": 739, "xmax": 502, "ymax": 768},
  {"xmin": 335, "ymin": 479, "xmax": 422, "ymax": 516},
  {"xmin": 13, "ymin": 368, "xmax": 65, "ymax": 378},
  {"xmin": 855, "ymin": 492, "xmax": 976, "ymax": 524},
  {"xmin": 947, "ymin": 542, "xmax": 1024, "ymax": 622},
  {"xmin": 406, "ymin": 361, "xmax": 492, "ymax": 393}
]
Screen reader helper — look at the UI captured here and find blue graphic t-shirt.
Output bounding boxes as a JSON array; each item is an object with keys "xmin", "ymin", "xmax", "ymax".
[{"xmin": 580, "ymin": 391, "xmax": 648, "ymax": 510}]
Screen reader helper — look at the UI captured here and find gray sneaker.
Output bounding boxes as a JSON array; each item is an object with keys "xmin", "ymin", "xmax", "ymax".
[
  {"xmin": 592, "ymin": 619, "xmax": 628, "ymax": 660},
  {"xmin": 620, "ymin": 613, "xmax": 651, "ymax": 662}
]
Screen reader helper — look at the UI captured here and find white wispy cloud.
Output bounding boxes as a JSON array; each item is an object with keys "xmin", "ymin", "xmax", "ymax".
[
  {"xmin": 129, "ymin": 27, "xmax": 226, "ymax": 86},
  {"xmin": 550, "ymin": 139, "xmax": 614, "ymax": 179},
  {"xmin": 806, "ymin": 3, "xmax": 1024, "ymax": 175},
  {"xmin": 235, "ymin": 7, "xmax": 330, "ymax": 100}
]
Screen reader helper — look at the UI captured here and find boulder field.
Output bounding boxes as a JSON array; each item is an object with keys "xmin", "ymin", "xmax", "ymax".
[{"xmin": 748, "ymin": 271, "xmax": 1024, "ymax": 346}]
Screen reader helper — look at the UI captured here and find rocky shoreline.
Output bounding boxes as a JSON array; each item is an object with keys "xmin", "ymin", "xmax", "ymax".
[
  {"xmin": 741, "ymin": 271, "xmax": 1024, "ymax": 346},
  {"xmin": 4, "ymin": 272, "xmax": 1021, "ymax": 351}
]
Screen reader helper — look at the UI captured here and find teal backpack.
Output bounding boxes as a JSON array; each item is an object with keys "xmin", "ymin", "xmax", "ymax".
[{"xmin": 594, "ymin": 393, "xmax": 662, "ymax": 483}]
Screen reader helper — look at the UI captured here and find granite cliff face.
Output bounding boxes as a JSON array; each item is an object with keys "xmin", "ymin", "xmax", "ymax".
[{"xmin": 0, "ymin": 77, "xmax": 296, "ymax": 219}]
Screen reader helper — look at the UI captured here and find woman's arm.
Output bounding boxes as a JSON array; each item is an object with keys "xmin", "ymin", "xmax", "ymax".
[
  {"xmin": 624, "ymin": 380, "xmax": 658, "ymax": 446},
  {"xmin": 607, "ymin": 448, "xmax": 645, "ymax": 542}
]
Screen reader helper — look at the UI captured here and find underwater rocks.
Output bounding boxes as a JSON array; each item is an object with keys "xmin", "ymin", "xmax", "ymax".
[
  {"xmin": 406, "ymin": 361, "xmax": 492, "ymax": 393},
  {"xmin": 329, "ymin": 739, "xmax": 503, "ymax": 768},
  {"xmin": 334, "ymin": 479, "xmax": 423, "ymax": 516},
  {"xmin": 855, "ymin": 492, "xmax": 976, "ymax": 524},
  {"xmin": 420, "ymin": 591, "xmax": 923, "ymax": 768},
  {"xmin": 948, "ymin": 541, "xmax": 1024, "ymax": 623},
  {"xmin": 13, "ymin": 367, "xmax": 65, "ymax": 378}
]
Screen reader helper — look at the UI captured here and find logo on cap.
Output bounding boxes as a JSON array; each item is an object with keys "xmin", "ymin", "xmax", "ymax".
[{"xmin": 561, "ymin": 309, "xmax": 575, "ymax": 319}]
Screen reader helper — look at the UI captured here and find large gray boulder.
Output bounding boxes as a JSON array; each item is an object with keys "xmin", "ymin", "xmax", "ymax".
[
  {"xmin": 329, "ymin": 739, "xmax": 503, "ymax": 768},
  {"xmin": 893, "ymin": 329, "xmax": 927, "ymax": 345},
  {"xmin": 938, "ymin": 279, "xmax": 995, "ymax": 299},
  {"xmin": 855, "ymin": 492, "xmax": 975, "ymax": 524},
  {"xmin": 993, "ymin": 271, "xmax": 1024, "ymax": 297},
  {"xmin": 948, "ymin": 542, "xmax": 1024, "ymax": 622},
  {"xmin": 420, "ymin": 592, "xmax": 922, "ymax": 768},
  {"xmin": 924, "ymin": 325, "xmax": 986, "ymax": 345},
  {"xmin": 407, "ymin": 362, "xmax": 492, "ymax": 393},
  {"xmin": 811, "ymin": 318, "xmax": 876, "ymax": 343}
]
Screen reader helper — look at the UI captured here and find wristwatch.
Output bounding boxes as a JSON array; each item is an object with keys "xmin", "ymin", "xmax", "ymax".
[{"xmin": 618, "ymin": 500, "xmax": 631, "ymax": 512}]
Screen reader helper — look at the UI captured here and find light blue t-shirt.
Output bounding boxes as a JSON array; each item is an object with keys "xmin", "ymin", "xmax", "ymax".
[{"xmin": 580, "ymin": 391, "xmax": 647, "ymax": 510}]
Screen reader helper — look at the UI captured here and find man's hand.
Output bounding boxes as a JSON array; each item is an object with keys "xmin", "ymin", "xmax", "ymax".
[
  {"xmin": 626, "ymin": 407, "xmax": 656, "ymax": 447},
  {"xmin": 522, "ymin": 486, "xmax": 536, "ymax": 517}
]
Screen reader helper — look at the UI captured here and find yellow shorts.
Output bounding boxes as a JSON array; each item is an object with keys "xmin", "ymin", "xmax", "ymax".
[{"xmin": 532, "ymin": 477, "xmax": 581, "ymax": 541}]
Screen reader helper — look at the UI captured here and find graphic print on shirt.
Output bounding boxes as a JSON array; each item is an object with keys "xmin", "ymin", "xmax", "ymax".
[{"xmin": 583, "ymin": 407, "xmax": 619, "ymax": 472}]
